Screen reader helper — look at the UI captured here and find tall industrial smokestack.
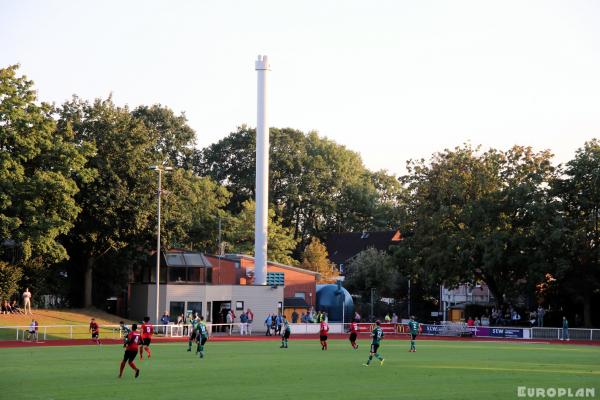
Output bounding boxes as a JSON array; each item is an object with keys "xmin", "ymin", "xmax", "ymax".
[{"xmin": 254, "ymin": 55, "xmax": 270, "ymax": 285}]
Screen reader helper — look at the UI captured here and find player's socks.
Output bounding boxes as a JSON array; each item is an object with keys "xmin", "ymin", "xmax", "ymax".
[
  {"xmin": 366, "ymin": 355, "xmax": 373, "ymax": 365},
  {"xmin": 119, "ymin": 361, "xmax": 126, "ymax": 377},
  {"xmin": 188, "ymin": 340, "xmax": 192, "ymax": 351},
  {"xmin": 135, "ymin": 369, "xmax": 140, "ymax": 378},
  {"xmin": 146, "ymin": 347, "xmax": 151, "ymax": 358},
  {"xmin": 129, "ymin": 361, "xmax": 138, "ymax": 371}
]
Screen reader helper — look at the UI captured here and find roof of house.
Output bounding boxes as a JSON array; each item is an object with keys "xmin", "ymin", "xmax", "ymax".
[{"xmin": 325, "ymin": 230, "xmax": 403, "ymax": 266}]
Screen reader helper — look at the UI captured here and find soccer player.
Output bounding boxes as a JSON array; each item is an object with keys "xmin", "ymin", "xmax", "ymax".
[
  {"xmin": 363, "ymin": 320, "xmax": 384, "ymax": 366},
  {"xmin": 280, "ymin": 315, "xmax": 291, "ymax": 348},
  {"xmin": 187, "ymin": 315, "xmax": 199, "ymax": 352},
  {"xmin": 119, "ymin": 323, "xmax": 140, "ymax": 379},
  {"xmin": 89, "ymin": 318, "xmax": 100, "ymax": 345},
  {"xmin": 319, "ymin": 319, "xmax": 329, "ymax": 350},
  {"xmin": 408, "ymin": 315, "xmax": 421, "ymax": 352},
  {"xmin": 196, "ymin": 316, "xmax": 209, "ymax": 358},
  {"xmin": 140, "ymin": 316, "xmax": 154, "ymax": 359},
  {"xmin": 119, "ymin": 321, "xmax": 131, "ymax": 337},
  {"xmin": 349, "ymin": 319, "xmax": 359, "ymax": 349}
]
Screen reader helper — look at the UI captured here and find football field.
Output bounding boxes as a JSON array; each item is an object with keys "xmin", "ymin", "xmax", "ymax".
[{"xmin": 0, "ymin": 338, "xmax": 598, "ymax": 400}]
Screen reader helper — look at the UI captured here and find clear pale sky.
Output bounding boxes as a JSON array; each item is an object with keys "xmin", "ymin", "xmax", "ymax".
[{"xmin": 2, "ymin": 0, "xmax": 599, "ymax": 175}]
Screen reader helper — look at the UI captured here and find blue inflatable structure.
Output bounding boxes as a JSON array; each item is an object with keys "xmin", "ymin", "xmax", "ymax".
[{"xmin": 316, "ymin": 281, "xmax": 354, "ymax": 323}]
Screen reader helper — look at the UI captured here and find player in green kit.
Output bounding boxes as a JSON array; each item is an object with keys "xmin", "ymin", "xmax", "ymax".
[
  {"xmin": 187, "ymin": 315, "xmax": 199, "ymax": 352},
  {"xmin": 363, "ymin": 320, "xmax": 385, "ymax": 366},
  {"xmin": 196, "ymin": 316, "xmax": 209, "ymax": 358},
  {"xmin": 280, "ymin": 315, "xmax": 291, "ymax": 348},
  {"xmin": 408, "ymin": 315, "xmax": 421, "ymax": 352}
]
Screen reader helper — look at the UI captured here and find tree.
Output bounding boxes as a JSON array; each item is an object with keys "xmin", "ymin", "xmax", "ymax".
[
  {"xmin": 57, "ymin": 97, "xmax": 160, "ymax": 306},
  {"xmin": 196, "ymin": 127, "xmax": 402, "ymax": 251},
  {"xmin": 0, "ymin": 261, "xmax": 22, "ymax": 301},
  {"xmin": 395, "ymin": 144, "xmax": 556, "ymax": 306},
  {"xmin": 551, "ymin": 139, "xmax": 600, "ymax": 327},
  {"xmin": 344, "ymin": 248, "xmax": 399, "ymax": 300},
  {"xmin": 224, "ymin": 200, "xmax": 298, "ymax": 266},
  {"xmin": 0, "ymin": 65, "xmax": 94, "ymax": 270},
  {"xmin": 299, "ymin": 237, "xmax": 335, "ymax": 281}
]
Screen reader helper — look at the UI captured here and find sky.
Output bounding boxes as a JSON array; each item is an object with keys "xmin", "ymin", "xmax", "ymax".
[{"xmin": 1, "ymin": 0, "xmax": 599, "ymax": 176}]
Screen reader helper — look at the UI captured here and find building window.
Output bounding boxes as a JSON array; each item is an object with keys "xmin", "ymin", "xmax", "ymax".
[
  {"xmin": 169, "ymin": 301, "xmax": 185, "ymax": 321},
  {"xmin": 187, "ymin": 302, "xmax": 202, "ymax": 318},
  {"xmin": 294, "ymin": 292, "xmax": 306, "ymax": 300},
  {"xmin": 235, "ymin": 301, "xmax": 244, "ymax": 311}
]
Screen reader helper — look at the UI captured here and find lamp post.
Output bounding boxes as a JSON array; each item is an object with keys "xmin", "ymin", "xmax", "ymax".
[{"xmin": 150, "ymin": 165, "xmax": 173, "ymax": 325}]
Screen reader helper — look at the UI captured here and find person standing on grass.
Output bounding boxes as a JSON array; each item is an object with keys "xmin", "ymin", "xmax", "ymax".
[
  {"xmin": 561, "ymin": 316, "xmax": 570, "ymax": 341},
  {"xmin": 280, "ymin": 315, "xmax": 291, "ymax": 348},
  {"xmin": 265, "ymin": 314, "xmax": 273, "ymax": 336},
  {"xmin": 408, "ymin": 315, "xmax": 421, "ymax": 352},
  {"xmin": 363, "ymin": 320, "xmax": 385, "ymax": 367},
  {"xmin": 89, "ymin": 318, "xmax": 100, "ymax": 345},
  {"xmin": 349, "ymin": 318, "xmax": 359, "ymax": 350},
  {"xmin": 319, "ymin": 319, "xmax": 329, "ymax": 350},
  {"xmin": 239, "ymin": 311, "xmax": 248, "ymax": 335},
  {"xmin": 139, "ymin": 316, "xmax": 154, "ymax": 359},
  {"xmin": 196, "ymin": 316, "xmax": 209, "ymax": 358},
  {"xmin": 119, "ymin": 321, "xmax": 130, "ymax": 341},
  {"xmin": 119, "ymin": 323, "xmax": 140, "ymax": 379},
  {"xmin": 22, "ymin": 287, "xmax": 32, "ymax": 314}
]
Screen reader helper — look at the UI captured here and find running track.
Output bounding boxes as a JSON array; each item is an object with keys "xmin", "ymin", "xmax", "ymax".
[{"xmin": 1, "ymin": 334, "xmax": 599, "ymax": 348}]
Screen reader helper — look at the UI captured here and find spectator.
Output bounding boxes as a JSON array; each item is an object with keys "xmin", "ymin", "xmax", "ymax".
[
  {"xmin": 391, "ymin": 313, "xmax": 398, "ymax": 324},
  {"xmin": 271, "ymin": 313, "xmax": 277, "ymax": 334},
  {"xmin": 226, "ymin": 310, "xmax": 234, "ymax": 333},
  {"xmin": 561, "ymin": 316, "xmax": 569, "ymax": 341},
  {"xmin": 354, "ymin": 311, "xmax": 361, "ymax": 322},
  {"xmin": 265, "ymin": 314, "xmax": 273, "ymax": 336},
  {"xmin": 275, "ymin": 313, "xmax": 283, "ymax": 335},
  {"xmin": 537, "ymin": 306, "xmax": 545, "ymax": 327},
  {"xmin": 384, "ymin": 313, "xmax": 391, "ymax": 322},
  {"xmin": 246, "ymin": 308, "xmax": 254, "ymax": 335},
  {"xmin": 160, "ymin": 311, "xmax": 170, "ymax": 335},
  {"xmin": 475, "ymin": 317, "xmax": 482, "ymax": 326},
  {"xmin": 11, "ymin": 300, "xmax": 23, "ymax": 314},
  {"xmin": 301, "ymin": 312, "xmax": 307, "ymax": 323},
  {"xmin": 177, "ymin": 314, "xmax": 184, "ymax": 336},
  {"xmin": 239, "ymin": 311, "xmax": 248, "ymax": 335},
  {"xmin": 22, "ymin": 287, "xmax": 32, "ymax": 314},
  {"xmin": 467, "ymin": 317, "xmax": 475, "ymax": 327},
  {"xmin": 529, "ymin": 310, "xmax": 537, "ymax": 327},
  {"xmin": 291, "ymin": 310, "xmax": 299, "ymax": 323}
]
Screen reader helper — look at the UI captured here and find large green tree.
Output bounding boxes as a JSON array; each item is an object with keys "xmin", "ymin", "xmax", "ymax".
[
  {"xmin": 395, "ymin": 144, "xmax": 556, "ymax": 306},
  {"xmin": 0, "ymin": 65, "xmax": 94, "ymax": 282},
  {"xmin": 551, "ymin": 139, "xmax": 600, "ymax": 327},
  {"xmin": 223, "ymin": 200, "xmax": 298, "ymax": 266},
  {"xmin": 196, "ymin": 127, "xmax": 403, "ymax": 250}
]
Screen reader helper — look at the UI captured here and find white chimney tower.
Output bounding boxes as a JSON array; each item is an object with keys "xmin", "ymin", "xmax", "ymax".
[{"xmin": 254, "ymin": 55, "xmax": 270, "ymax": 285}]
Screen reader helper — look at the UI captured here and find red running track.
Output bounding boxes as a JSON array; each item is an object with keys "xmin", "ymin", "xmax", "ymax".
[{"xmin": 1, "ymin": 334, "xmax": 599, "ymax": 348}]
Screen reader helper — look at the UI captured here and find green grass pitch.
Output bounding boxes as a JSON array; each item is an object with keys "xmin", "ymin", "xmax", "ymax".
[{"xmin": 0, "ymin": 339, "xmax": 598, "ymax": 400}]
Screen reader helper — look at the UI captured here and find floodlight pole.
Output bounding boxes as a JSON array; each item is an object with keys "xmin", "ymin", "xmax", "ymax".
[{"xmin": 151, "ymin": 166, "xmax": 173, "ymax": 325}]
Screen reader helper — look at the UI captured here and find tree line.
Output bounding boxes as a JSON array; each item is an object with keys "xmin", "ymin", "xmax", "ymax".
[{"xmin": 1, "ymin": 65, "xmax": 598, "ymax": 326}]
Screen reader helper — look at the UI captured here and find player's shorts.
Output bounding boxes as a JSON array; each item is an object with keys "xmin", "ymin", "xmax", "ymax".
[
  {"xmin": 199, "ymin": 336, "xmax": 207, "ymax": 345},
  {"xmin": 143, "ymin": 337, "xmax": 151, "ymax": 346},
  {"xmin": 123, "ymin": 350, "xmax": 137, "ymax": 363},
  {"xmin": 410, "ymin": 333, "xmax": 418, "ymax": 340},
  {"xmin": 349, "ymin": 332, "xmax": 357, "ymax": 342},
  {"xmin": 91, "ymin": 332, "xmax": 99, "ymax": 339},
  {"xmin": 190, "ymin": 330, "xmax": 197, "ymax": 340},
  {"xmin": 283, "ymin": 331, "xmax": 290, "ymax": 339},
  {"xmin": 370, "ymin": 343, "xmax": 380, "ymax": 353},
  {"xmin": 320, "ymin": 335, "xmax": 328, "ymax": 341}
]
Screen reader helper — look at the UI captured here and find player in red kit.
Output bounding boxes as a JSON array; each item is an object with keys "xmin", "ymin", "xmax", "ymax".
[
  {"xmin": 349, "ymin": 319, "xmax": 359, "ymax": 349},
  {"xmin": 119, "ymin": 323, "xmax": 140, "ymax": 379},
  {"xmin": 139, "ymin": 316, "xmax": 153, "ymax": 360},
  {"xmin": 319, "ymin": 320, "xmax": 329, "ymax": 350},
  {"xmin": 89, "ymin": 318, "xmax": 100, "ymax": 345}
]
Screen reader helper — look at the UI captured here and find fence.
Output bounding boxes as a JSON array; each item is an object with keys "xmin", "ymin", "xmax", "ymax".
[{"xmin": 1, "ymin": 322, "xmax": 599, "ymax": 342}]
